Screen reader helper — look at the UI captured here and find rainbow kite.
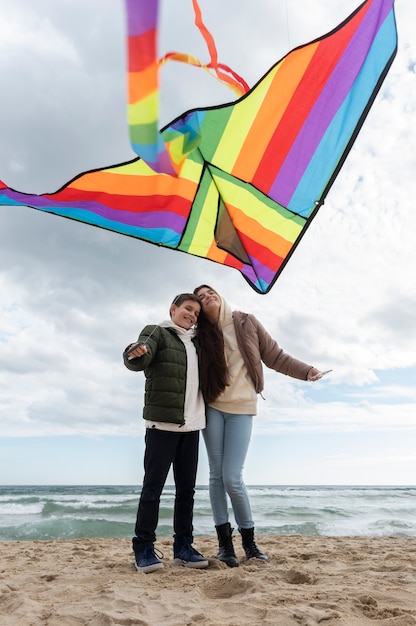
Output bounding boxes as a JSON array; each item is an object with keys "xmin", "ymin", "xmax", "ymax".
[{"xmin": 0, "ymin": 0, "xmax": 397, "ymax": 294}]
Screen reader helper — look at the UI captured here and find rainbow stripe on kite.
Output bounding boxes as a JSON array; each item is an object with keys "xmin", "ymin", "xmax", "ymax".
[{"xmin": 0, "ymin": 0, "xmax": 397, "ymax": 293}]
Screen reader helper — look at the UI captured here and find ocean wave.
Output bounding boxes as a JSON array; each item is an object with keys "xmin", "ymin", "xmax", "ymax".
[{"xmin": 1, "ymin": 485, "xmax": 416, "ymax": 541}]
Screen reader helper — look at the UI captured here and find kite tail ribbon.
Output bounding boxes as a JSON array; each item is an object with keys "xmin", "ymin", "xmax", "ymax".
[
  {"xmin": 160, "ymin": 0, "xmax": 249, "ymax": 97},
  {"xmin": 125, "ymin": 0, "xmax": 249, "ymax": 175},
  {"xmin": 125, "ymin": 0, "xmax": 178, "ymax": 174}
]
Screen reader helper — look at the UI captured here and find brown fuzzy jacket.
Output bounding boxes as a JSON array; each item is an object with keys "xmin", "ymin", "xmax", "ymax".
[{"xmin": 232, "ymin": 311, "xmax": 312, "ymax": 394}]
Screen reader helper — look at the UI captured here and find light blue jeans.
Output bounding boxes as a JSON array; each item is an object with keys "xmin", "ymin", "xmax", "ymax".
[{"xmin": 203, "ymin": 407, "xmax": 254, "ymax": 529}]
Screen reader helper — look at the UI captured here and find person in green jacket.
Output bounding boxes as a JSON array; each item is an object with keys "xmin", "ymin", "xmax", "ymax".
[{"xmin": 123, "ymin": 293, "xmax": 209, "ymax": 573}]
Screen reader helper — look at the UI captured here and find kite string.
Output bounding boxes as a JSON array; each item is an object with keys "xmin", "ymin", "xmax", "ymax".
[
  {"xmin": 312, "ymin": 266, "xmax": 332, "ymax": 372},
  {"xmin": 285, "ymin": 0, "xmax": 291, "ymax": 51}
]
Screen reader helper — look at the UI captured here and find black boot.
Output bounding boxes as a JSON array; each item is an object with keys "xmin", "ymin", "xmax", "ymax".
[
  {"xmin": 215, "ymin": 523, "xmax": 239, "ymax": 568},
  {"xmin": 240, "ymin": 527, "xmax": 269, "ymax": 561}
]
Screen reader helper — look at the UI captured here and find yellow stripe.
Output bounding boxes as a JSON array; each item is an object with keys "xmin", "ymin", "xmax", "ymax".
[
  {"xmin": 127, "ymin": 90, "xmax": 159, "ymax": 125},
  {"xmin": 186, "ymin": 180, "xmax": 219, "ymax": 256},
  {"xmin": 232, "ymin": 44, "xmax": 318, "ymax": 179},
  {"xmin": 177, "ymin": 157, "xmax": 203, "ymax": 183},
  {"xmin": 210, "ymin": 69, "xmax": 277, "ymax": 171},
  {"xmin": 214, "ymin": 175, "xmax": 302, "ymax": 242}
]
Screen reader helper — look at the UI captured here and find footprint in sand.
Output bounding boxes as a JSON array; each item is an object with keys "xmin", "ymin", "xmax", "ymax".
[
  {"xmin": 355, "ymin": 596, "xmax": 414, "ymax": 623},
  {"xmin": 200, "ymin": 573, "xmax": 256, "ymax": 599},
  {"xmin": 284, "ymin": 569, "xmax": 315, "ymax": 585}
]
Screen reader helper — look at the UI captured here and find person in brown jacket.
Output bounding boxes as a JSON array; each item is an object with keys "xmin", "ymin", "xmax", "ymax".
[{"xmin": 193, "ymin": 284, "xmax": 322, "ymax": 567}]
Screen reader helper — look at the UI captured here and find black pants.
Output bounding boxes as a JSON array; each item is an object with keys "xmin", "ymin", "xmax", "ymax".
[{"xmin": 133, "ymin": 428, "xmax": 199, "ymax": 551}]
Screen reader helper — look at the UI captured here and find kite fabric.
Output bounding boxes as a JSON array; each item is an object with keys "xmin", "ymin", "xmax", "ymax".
[
  {"xmin": 124, "ymin": 0, "xmax": 249, "ymax": 175},
  {"xmin": 0, "ymin": 0, "xmax": 397, "ymax": 294}
]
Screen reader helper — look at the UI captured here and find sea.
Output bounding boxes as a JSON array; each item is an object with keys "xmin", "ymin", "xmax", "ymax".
[{"xmin": 1, "ymin": 485, "xmax": 415, "ymax": 542}]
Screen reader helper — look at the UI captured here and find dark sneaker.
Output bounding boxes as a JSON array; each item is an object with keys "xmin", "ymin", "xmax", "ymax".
[
  {"xmin": 134, "ymin": 545, "xmax": 164, "ymax": 573},
  {"xmin": 173, "ymin": 539, "xmax": 209, "ymax": 569}
]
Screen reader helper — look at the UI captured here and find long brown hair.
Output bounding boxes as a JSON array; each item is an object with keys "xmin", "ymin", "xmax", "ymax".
[{"xmin": 193, "ymin": 285, "xmax": 229, "ymax": 403}]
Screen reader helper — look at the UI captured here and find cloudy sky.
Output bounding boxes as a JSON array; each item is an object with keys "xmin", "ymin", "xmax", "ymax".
[{"xmin": 0, "ymin": 0, "xmax": 415, "ymax": 486}]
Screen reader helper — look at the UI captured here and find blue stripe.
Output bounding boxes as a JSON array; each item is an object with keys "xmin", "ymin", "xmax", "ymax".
[{"xmin": 288, "ymin": 10, "xmax": 397, "ymax": 217}]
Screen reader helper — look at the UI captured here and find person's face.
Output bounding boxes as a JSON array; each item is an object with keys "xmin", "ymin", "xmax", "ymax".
[
  {"xmin": 170, "ymin": 300, "xmax": 201, "ymax": 329},
  {"xmin": 194, "ymin": 287, "xmax": 221, "ymax": 317}
]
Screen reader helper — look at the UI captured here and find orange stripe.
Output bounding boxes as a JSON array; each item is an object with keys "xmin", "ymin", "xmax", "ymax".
[
  {"xmin": 206, "ymin": 241, "xmax": 228, "ymax": 263},
  {"xmin": 253, "ymin": 10, "xmax": 367, "ymax": 191},
  {"xmin": 232, "ymin": 45, "xmax": 317, "ymax": 180},
  {"xmin": 70, "ymin": 169, "xmax": 197, "ymax": 199},
  {"xmin": 227, "ymin": 205, "xmax": 297, "ymax": 257},
  {"xmin": 205, "ymin": 240, "xmax": 246, "ymax": 271},
  {"xmin": 128, "ymin": 64, "xmax": 158, "ymax": 103}
]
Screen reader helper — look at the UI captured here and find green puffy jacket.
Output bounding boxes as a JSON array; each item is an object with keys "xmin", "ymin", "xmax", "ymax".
[{"xmin": 123, "ymin": 325, "xmax": 200, "ymax": 425}]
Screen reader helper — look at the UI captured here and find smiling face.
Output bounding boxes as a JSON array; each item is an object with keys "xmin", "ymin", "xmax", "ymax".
[
  {"xmin": 194, "ymin": 286, "xmax": 221, "ymax": 322},
  {"xmin": 170, "ymin": 299, "xmax": 201, "ymax": 329}
]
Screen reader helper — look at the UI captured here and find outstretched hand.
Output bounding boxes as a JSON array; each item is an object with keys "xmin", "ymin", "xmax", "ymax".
[
  {"xmin": 126, "ymin": 342, "xmax": 148, "ymax": 360},
  {"xmin": 307, "ymin": 368, "xmax": 332, "ymax": 381}
]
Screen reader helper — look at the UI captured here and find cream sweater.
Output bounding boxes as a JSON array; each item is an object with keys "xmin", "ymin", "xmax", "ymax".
[{"xmin": 209, "ymin": 299, "xmax": 258, "ymax": 415}]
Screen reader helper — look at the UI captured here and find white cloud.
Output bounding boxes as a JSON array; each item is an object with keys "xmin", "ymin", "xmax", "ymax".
[{"xmin": 0, "ymin": 0, "xmax": 415, "ymax": 483}]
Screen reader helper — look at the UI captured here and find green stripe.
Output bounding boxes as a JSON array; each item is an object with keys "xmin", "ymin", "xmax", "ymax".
[
  {"xmin": 179, "ymin": 167, "xmax": 212, "ymax": 251},
  {"xmin": 199, "ymin": 105, "xmax": 235, "ymax": 162}
]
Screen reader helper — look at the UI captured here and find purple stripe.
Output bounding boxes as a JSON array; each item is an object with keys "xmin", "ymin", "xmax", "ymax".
[
  {"xmin": 2, "ymin": 189, "xmax": 186, "ymax": 232},
  {"xmin": 269, "ymin": 0, "xmax": 392, "ymax": 205},
  {"xmin": 245, "ymin": 255, "xmax": 276, "ymax": 286},
  {"xmin": 114, "ymin": 209, "xmax": 185, "ymax": 231},
  {"xmin": 65, "ymin": 204, "xmax": 186, "ymax": 232},
  {"xmin": 240, "ymin": 264, "xmax": 260, "ymax": 289},
  {"xmin": 125, "ymin": 0, "xmax": 157, "ymax": 37}
]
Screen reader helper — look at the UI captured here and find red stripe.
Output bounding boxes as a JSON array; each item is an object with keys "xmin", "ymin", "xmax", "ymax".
[
  {"xmin": 50, "ymin": 188, "xmax": 191, "ymax": 218},
  {"xmin": 239, "ymin": 231, "xmax": 284, "ymax": 271},
  {"xmin": 222, "ymin": 252, "xmax": 243, "ymax": 271},
  {"xmin": 128, "ymin": 30, "xmax": 156, "ymax": 72},
  {"xmin": 252, "ymin": 5, "xmax": 369, "ymax": 191}
]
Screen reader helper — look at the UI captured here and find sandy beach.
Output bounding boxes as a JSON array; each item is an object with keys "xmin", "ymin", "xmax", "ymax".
[{"xmin": 1, "ymin": 535, "xmax": 415, "ymax": 625}]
